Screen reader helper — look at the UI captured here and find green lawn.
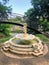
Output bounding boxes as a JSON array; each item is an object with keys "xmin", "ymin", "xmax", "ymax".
[
  {"xmin": 0, "ymin": 33, "xmax": 12, "ymax": 44},
  {"xmin": 35, "ymin": 34, "xmax": 49, "ymax": 44},
  {"xmin": 0, "ymin": 36, "xmax": 12, "ymax": 44}
]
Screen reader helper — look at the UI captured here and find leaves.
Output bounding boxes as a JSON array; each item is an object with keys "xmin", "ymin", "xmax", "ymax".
[
  {"xmin": 0, "ymin": 0, "xmax": 12, "ymax": 35},
  {"xmin": 25, "ymin": 0, "xmax": 49, "ymax": 32},
  {"xmin": 0, "ymin": 3, "xmax": 12, "ymax": 19}
]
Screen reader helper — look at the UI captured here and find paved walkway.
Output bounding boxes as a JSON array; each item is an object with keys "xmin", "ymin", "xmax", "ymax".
[{"xmin": 0, "ymin": 44, "xmax": 49, "ymax": 65}]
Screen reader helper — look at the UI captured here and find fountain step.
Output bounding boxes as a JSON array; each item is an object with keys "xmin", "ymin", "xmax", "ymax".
[
  {"xmin": 8, "ymin": 49, "xmax": 43, "ymax": 56},
  {"xmin": 9, "ymin": 49, "xmax": 35, "ymax": 55},
  {"xmin": 10, "ymin": 42, "xmax": 32, "ymax": 48},
  {"xmin": 2, "ymin": 46, "xmax": 43, "ymax": 56},
  {"xmin": 2, "ymin": 46, "xmax": 33, "ymax": 52},
  {"xmin": 2, "ymin": 44, "xmax": 33, "ymax": 52},
  {"xmin": 2, "ymin": 47, "xmax": 9, "ymax": 51},
  {"xmin": 1, "ymin": 44, "xmax": 48, "ymax": 58},
  {"xmin": 1, "ymin": 45, "xmax": 44, "ymax": 57},
  {"xmin": 1, "ymin": 48, "xmax": 35, "ymax": 58},
  {"xmin": 8, "ymin": 48, "xmax": 43, "ymax": 56},
  {"xmin": 9, "ymin": 46, "xmax": 33, "ymax": 52},
  {"xmin": 2, "ymin": 47, "xmax": 34, "ymax": 55}
]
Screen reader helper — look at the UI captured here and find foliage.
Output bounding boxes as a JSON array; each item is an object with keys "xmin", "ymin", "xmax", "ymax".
[
  {"xmin": 2, "ymin": 0, "xmax": 9, "ymax": 4},
  {"xmin": 39, "ymin": 18, "xmax": 49, "ymax": 31},
  {"xmin": 25, "ymin": 8, "xmax": 38, "ymax": 29},
  {"xmin": 25, "ymin": 0, "xmax": 49, "ymax": 32},
  {"xmin": 0, "ymin": 24, "xmax": 11, "ymax": 36},
  {"xmin": 31, "ymin": 0, "xmax": 49, "ymax": 20},
  {"xmin": 0, "ymin": 0, "xmax": 12, "ymax": 20},
  {"xmin": 0, "ymin": 0, "xmax": 12, "ymax": 35}
]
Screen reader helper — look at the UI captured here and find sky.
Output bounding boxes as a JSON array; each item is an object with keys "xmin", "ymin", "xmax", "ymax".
[{"xmin": 6, "ymin": 0, "xmax": 32, "ymax": 15}]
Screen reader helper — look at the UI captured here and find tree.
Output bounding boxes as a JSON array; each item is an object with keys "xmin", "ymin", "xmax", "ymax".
[
  {"xmin": 0, "ymin": 0, "xmax": 12, "ymax": 20},
  {"xmin": 31, "ymin": 0, "xmax": 49, "ymax": 31},
  {"xmin": 31, "ymin": 0, "xmax": 49, "ymax": 20},
  {"xmin": 0, "ymin": 0, "xmax": 12, "ymax": 36},
  {"xmin": 25, "ymin": 8, "xmax": 39, "ymax": 33},
  {"xmin": 25, "ymin": 0, "xmax": 49, "ymax": 32}
]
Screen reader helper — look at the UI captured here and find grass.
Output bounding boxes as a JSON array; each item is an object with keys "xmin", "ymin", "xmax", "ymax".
[
  {"xmin": 35, "ymin": 34, "xmax": 49, "ymax": 43},
  {"xmin": 0, "ymin": 33, "xmax": 5, "ymax": 38},
  {"xmin": 0, "ymin": 33, "xmax": 12, "ymax": 44}
]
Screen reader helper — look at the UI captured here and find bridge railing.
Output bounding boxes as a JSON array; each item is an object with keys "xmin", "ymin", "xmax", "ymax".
[{"xmin": 0, "ymin": 20, "xmax": 49, "ymax": 37}]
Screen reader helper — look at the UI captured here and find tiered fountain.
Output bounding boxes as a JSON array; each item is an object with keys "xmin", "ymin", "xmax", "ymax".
[{"xmin": 1, "ymin": 23, "xmax": 48, "ymax": 59}]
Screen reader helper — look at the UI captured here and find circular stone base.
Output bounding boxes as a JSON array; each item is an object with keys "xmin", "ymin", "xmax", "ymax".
[{"xmin": 1, "ymin": 44, "xmax": 48, "ymax": 59}]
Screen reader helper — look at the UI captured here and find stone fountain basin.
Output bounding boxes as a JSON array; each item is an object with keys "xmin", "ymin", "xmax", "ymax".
[
  {"xmin": 1, "ymin": 34, "xmax": 48, "ymax": 58},
  {"xmin": 9, "ymin": 34, "xmax": 42, "ymax": 46},
  {"xmin": 2, "ymin": 34, "xmax": 43, "ymax": 53},
  {"xmin": 2, "ymin": 33, "xmax": 43, "ymax": 49}
]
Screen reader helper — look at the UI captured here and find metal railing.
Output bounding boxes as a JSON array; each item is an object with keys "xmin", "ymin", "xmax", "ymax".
[{"xmin": 0, "ymin": 20, "xmax": 49, "ymax": 37}]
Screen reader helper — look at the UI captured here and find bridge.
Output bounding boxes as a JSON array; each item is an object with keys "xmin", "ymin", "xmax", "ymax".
[{"xmin": 0, "ymin": 21, "xmax": 49, "ymax": 37}]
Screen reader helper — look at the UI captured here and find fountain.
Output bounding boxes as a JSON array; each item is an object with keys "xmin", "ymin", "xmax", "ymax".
[{"xmin": 1, "ymin": 23, "xmax": 48, "ymax": 58}]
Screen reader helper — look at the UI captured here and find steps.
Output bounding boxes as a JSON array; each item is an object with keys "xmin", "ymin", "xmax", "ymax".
[
  {"xmin": 2, "ymin": 41, "xmax": 43, "ymax": 57},
  {"xmin": 10, "ymin": 46, "xmax": 33, "ymax": 52}
]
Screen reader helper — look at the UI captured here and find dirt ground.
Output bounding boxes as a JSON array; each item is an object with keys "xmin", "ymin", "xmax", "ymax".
[{"xmin": 0, "ymin": 44, "xmax": 49, "ymax": 65}]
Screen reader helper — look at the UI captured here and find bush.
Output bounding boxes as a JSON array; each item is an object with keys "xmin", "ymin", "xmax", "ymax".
[{"xmin": 0, "ymin": 24, "xmax": 11, "ymax": 36}]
